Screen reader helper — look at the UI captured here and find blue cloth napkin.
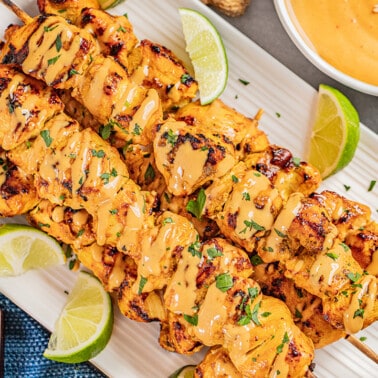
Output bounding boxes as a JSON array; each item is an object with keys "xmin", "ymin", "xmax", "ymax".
[{"xmin": 0, "ymin": 292, "xmax": 106, "ymax": 377}]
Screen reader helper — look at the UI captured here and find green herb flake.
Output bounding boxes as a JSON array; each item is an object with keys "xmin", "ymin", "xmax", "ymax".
[
  {"xmin": 144, "ymin": 163, "xmax": 155, "ymax": 183},
  {"xmin": 166, "ymin": 129, "xmax": 178, "ymax": 146},
  {"xmin": 344, "ymin": 184, "xmax": 351, "ymax": 191},
  {"xmin": 274, "ymin": 228, "xmax": 287, "ymax": 238},
  {"xmin": 188, "ymin": 235, "xmax": 202, "ymax": 258},
  {"xmin": 231, "ymin": 174, "xmax": 239, "ymax": 183},
  {"xmin": 353, "ymin": 308, "xmax": 365, "ymax": 318},
  {"xmin": 239, "ymin": 78, "xmax": 250, "ymax": 85},
  {"xmin": 117, "ymin": 25, "xmax": 126, "ymax": 33},
  {"xmin": 261, "ymin": 312, "xmax": 271, "ymax": 318},
  {"xmin": 76, "ymin": 229, "xmax": 85, "ymax": 237},
  {"xmin": 100, "ymin": 173, "xmax": 111, "ymax": 184},
  {"xmin": 242, "ymin": 192, "xmax": 251, "ymax": 201},
  {"xmin": 109, "ymin": 209, "xmax": 118, "ymax": 215},
  {"xmin": 326, "ymin": 252, "xmax": 338, "ymax": 261},
  {"xmin": 55, "ymin": 34, "xmax": 62, "ymax": 52},
  {"xmin": 276, "ymin": 332, "xmax": 290, "ymax": 354},
  {"xmin": 295, "ymin": 308, "xmax": 302, "ymax": 319},
  {"xmin": 359, "ymin": 336, "xmax": 367, "ymax": 342},
  {"xmin": 346, "ymin": 272, "xmax": 361, "ymax": 283},
  {"xmin": 276, "ymin": 112, "xmax": 281, "ymax": 118},
  {"xmin": 100, "ymin": 122, "xmax": 113, "ymax": 140},
  {"xmin": 183, "ymin": 313, "xmax": 198, "ymax": 326},
  {"xmin": 368, "ymin": 180, "xmax": 376, "ymax": 192},
  {"xmin": 339, "ymin": 242, "xmax": 350, "ymax": 252},
  {"xmin": 250, "ymin": 254, "xmax": 264, "ymax": 266},
  {"xmin": 44, "ymin": 25, "xmax": 58, "ymax": 32},
  {"xmin": 292, "ymin": 157, "xmax": 301, "ymax": 167},
  {"xmin": 180, "ymin": 73, "xmax": 191, "ymax": 84},
  {"xmin": 215, "ymin": 273, "xmax": 233, "ymax": 292},
  {"xmin": 138, "ymin": 276, "xmax": 148, "ymax": 294},
  {"xmin": 47, "ymin": 55, "xmax": 61, "ymax": 66},
  {"xmin": 206, "ymin": 247, "xmax": 223, "ymax": 259},
  {"xmin": 91, "ymin": 149, "xmax": 105, "ymax": 158},
  {"xmin": 162, "ymin": 217, "xmax": 174, "ymax": 225},
  {"xmin": 251, "ymin": 301, "xmax": 261, "ymax": 326},
  {"xmin": 186, "ymin": 188, "xmax": 206, "ymax": 219},
  {"xmin": 40, "ymin": 130, "xmax": 53, "ymax": 147},
  {"xmin": 132, "ymin": 123, "xmax": 142, "ymax": 136}
]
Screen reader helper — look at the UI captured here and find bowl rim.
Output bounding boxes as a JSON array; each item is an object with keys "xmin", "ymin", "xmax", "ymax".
[{"xmin": 273, "ymin": 0, "xmax": 378, "ymax": 96}]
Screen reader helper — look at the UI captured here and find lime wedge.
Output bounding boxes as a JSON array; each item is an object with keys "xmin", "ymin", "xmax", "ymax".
[
  {"xmin": 179, "ymin": 8, "xmax": 228, "ymax": 105},
  {"xmin": 44, "ymin": 271, "xmax": 113, "ymax": 363},
  {"xmin": 308, "ymin": 84, "xmax": 360, "ymax": 178},
  {"xmin": 0, "ymin": 224, "xmax": 65, "ymax": 276},
  {"xmin": 169, "ymin": 365, "xmax": 196, "ymax": 378}
]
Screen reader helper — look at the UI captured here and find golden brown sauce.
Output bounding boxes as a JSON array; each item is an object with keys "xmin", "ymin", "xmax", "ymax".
[
  {"xmin": 194, "ymin": 283, "xmax": 228, "ymax": 345},
  {"xmin": 367, "ymin": 250, "xmax": 378, "ymax": 276},
  {"xmin": 262, "ymin": 192, "xmax": 303, "ymax": 262},
  {"xmin": 290, "ymin": 0, "xmax": 378, "ymax": 85}
]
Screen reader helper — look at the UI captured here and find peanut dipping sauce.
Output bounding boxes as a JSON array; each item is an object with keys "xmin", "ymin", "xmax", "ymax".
[{"xmin": 290, "ymin": 0, "xmax": 378, "ymax": 85}]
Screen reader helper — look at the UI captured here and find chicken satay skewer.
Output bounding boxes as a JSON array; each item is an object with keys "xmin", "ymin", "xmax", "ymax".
[{"xmin": 1, "ymin": 0, "xmax": 32, "ymax": 24}]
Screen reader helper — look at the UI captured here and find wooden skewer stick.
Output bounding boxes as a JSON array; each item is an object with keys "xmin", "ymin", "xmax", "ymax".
[
  {"xmin": 345, "ymin": 334, "xmax": 378, "ymax": 364},
  {"xmin": 0, "ymin": 0, "xmax": 33, "ymax": 24},
  {"xmin": 0, "ymin": 0, "xmax": 377, "ymax": 370}
]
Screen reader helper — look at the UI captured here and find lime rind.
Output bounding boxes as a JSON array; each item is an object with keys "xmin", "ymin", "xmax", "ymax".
[
  {"xmin": 0, "ymin": 224, "xmax": 65, "ymax": 276},
  {"xmin": 179, "ymin": 8, "xmax": 228, "ymax": 105},
  {"xmin": 169, "ymin": 365, "xmax": 196, "ymax": 378},
  {"xmin": 44, "ymin": 271, "xmax": 113, "ymax": 363},
  {"xmin": 309, "ymin": 84, "xmax": 360, "ymax": 178}
]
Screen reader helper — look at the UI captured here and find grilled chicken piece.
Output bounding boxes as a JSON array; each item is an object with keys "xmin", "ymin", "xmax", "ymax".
[
  {"xmin": 258, "ymin": 191, "xmax": 378, "ymax": 334},
  {"xmin": 0, "ymin": 151, "xmax": 39, "ymax": 217},
  {"xmin": 128, "ymin": 40, "xmax": 198, "ymax": 112},
  {"xmin": 346, "ymin": 221, "xmax": 378, "ymax": 275},
  {"xmin": 195, "ymin": 346, "xmax": 243, "ymax": 378},
  {"xmin": 244, "ymin": 144, "xmax": 322, "ymax": 201},
  {"xmin": 78, "ymin": 7, "xmax": 138, "ymax": 69},
  {"xmin": 0, "ymin": 65, "xmax": 63, "ymax": 150},
  {"xmin": 37, "ymin": 0, "xmax": 100, "ymax": 24},
  {"xmin": 174, "ymin": 100, "xmax": 269, "ymax": 159},
  {"xmin": 0, "ymin": 17, "xmax": 162, "ymax": 146},
  {"xmin": 153, "ymin": 118, "xmax": 236, "ymax": 196},
  {"xmin": 253, "ymin": 262, "xmax": 345, "ymax": 348},
  {"xmin": 204, "ymin": 162, "xmax": 283, "ymax": 252},
  {"xmin": 27, "ymin": 200, "xmax": 96, "ymax": 248}
]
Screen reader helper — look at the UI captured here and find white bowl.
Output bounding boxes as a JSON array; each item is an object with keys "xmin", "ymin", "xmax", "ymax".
[{"xmin": 274, "ymin": 0, "xmax": 378, "ymax": 96}]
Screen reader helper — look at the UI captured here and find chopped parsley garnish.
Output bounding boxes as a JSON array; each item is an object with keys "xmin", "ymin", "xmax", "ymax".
[
  {"xmin": 180, "ymin": 73, "xmax": 191, "ymax": 84},
  {"xmin": 274, "ymin": 228, "xmax": 287, "ymax": 238},
  {"xmin": 346, "ymin": 272, "xmax": 361, "ymax": 283},
  {"xmin": 250, "ymin": 254, "xmax": 264, "ymax": 266},
  {"xmin": 368, "ymin": 180, "xmax": 376, "ymax": 192},
  {"xmin": 276, "ymin": 112, "xmax": 281, "ymax": 118},
  {"xmin": 231, "ymin": 174, "xmax": 239, "ymax": 183},
  {"xmin": 100, "ymin": 122, "xmax": 113, "ymax": 139},
  {"xmin": 138, "ymin": 276, "xmax": 148, "ymax": 294},
  {"xmin": 47, "ymin": 55, "xmax": 61, "ymax": 66},
  {"xmin": 183, "ymin": 313, "xmax": 198, "ymax": 326},
  {"xmin": 353, "ymin": 308, "xmax": 364, "ymax": 319},
  {"xmin": 40, "ymin": 130, "xmax": 53, "ymax": 147},
  {"xmin": 242, "ymin": 192, "xmax": 251, "ymax": 201},
  {"xmin": 292, "ymin": 157, "xmax": 301, "ymax": 167},
  {"xmin": 186, "ymin": 188, "xmax": 206, "ymax": 219},
  {"xmin": 117, "ymin": 25, "xmax": 126, "ymax": 33},
  {"xmin": 240, "ymin": 219, "xmax": 265, "ymax": 234},
  {"xmin": 109, "ymin": 209, "xmax": 118, "ymax": 215},
  {"xmin": 295, "ymin": 308, "xmax": 302, "ymax": 319},
  {"xmin": 339, "ymin": 242, "xmax": 349, "ymax": 252},
  {"xmin": 100, "ymin": 173, "xmax": 111, "ymax": 184},
  {"xmin": 76, "ymin": 229, "xmax": 85, "ymax": 237},
  {"xmin": 166, "ymin": 129, "xmax": 177, "ymax": 146},
  {"xmin": 144, "ymin": 163, "xmax": 155, "ymax": 183},
  {"xmin": 326, "ymin": 252, "xmax": 338, "ymax": 261},
  {"xmin": 344, "ymin": 184, "xmax": 351, "ymax": 191},
  {"xmin": 276, "ymin": 332, "xmax": 289, "ymax": 354},
  {"xmin": 215, "ymin": 273, "xmax": 233, "ymax": 292},
  {"xmin": 206, "ymin": 246, "xmax": 223, "ymax": 259},
  {"xmin": 188, "ymin": 236, "xmax": 201, "ymax": 258},
  {"xmin": 44, "ymin": 25, "xmax": 58, "ymax": 32},
  {"xmin": 132, "ymin": 123, "xmax": 142, "ymax": 136},
  {"xmin": 162, "ymin": 217, "xmax": 174, "ymax": 225},
  {"xmin": 238, "ymin": 78, "xmax": 250, "ymax": 85},
  {"xmin": 55, "ymin": 34, "xmax": 62, "ymax": 52},
  {"xmin": 91, "ymin": 149, "xmax": 105, "ymax": 158}
]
